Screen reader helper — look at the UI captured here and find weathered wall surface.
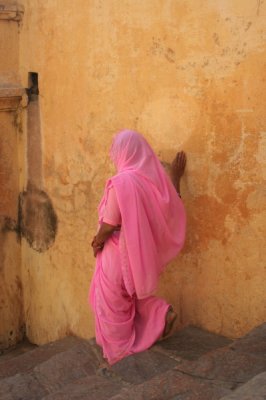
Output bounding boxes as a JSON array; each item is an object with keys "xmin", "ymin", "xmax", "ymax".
[
  {"xmin": 0, "ymin": 113, "xmax": 24, "ymax": 350},
  {"xmin": 19, "ymin": 0, "xmax": 265, "ymax": 344},
  {"xmin": 0, "ymin": 2, "xmax": 24, "ymax": 349}
]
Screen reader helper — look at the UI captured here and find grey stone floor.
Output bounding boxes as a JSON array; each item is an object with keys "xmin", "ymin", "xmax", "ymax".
[{"xmin": 0, "ymin": 324, "xmax": 265, "ymax": 399}]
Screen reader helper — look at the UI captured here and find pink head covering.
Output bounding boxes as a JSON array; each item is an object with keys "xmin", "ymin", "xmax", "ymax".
[
  {"xmin": 99, "ymin": 130, "xmax": 186, "ymax": 299},
  {"xmin": 110, "ymin": 130, "xmax": 169, "ymax": 194}
]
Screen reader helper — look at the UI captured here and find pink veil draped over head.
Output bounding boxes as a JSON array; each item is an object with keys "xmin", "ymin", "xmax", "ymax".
[{"xmin": 98, "ymin": 130, "xmax": 186, "ymax": 299}]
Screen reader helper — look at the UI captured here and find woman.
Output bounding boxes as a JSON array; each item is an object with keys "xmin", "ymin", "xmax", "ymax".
[{"xmin": 89, "ymin": 130, "xmax": 186, "ymax": 365}]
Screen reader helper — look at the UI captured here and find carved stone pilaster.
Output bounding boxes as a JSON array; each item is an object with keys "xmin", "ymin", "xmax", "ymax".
[
  {"xmin": 0, "ymin": 87, "xmax": 26, "ymax": 111},
  {"xmin": 0, "ymin": 3, "xmax": 24, "ymax": 21}
]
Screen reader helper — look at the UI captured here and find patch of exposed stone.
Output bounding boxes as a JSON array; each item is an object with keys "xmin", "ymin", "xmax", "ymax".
[{"xmin": 18, "ymin": 184, "xmax": 58, "ymax": 252}]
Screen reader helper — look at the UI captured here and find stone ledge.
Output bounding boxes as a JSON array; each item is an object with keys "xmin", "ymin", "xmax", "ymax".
[
  {"xmin": 219, "ymin": 372, "xmax": 266, "ymax": 400},
  {"xmin": 0, "ymin": 2, "xmax": 24, "ymax": 21},
  {"xmin": 0, "ymin": 87, "xmax": 25, "ymax": 111}
]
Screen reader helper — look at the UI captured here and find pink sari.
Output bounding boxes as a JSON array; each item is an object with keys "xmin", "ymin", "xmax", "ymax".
[{"xmin": 89, "ymin": 130, "xmax": 186, "ymax": 364}]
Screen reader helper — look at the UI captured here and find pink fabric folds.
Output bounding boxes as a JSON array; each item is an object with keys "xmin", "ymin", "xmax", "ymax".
[{"xmin": 98, "ymin": 130, "xmax": 186, "ymax": 299}]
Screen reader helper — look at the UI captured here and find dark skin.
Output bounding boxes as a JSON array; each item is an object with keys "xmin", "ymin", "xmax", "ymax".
[
  {"xmin": 91, "ymin": 151, "xmax": 187, "ymax": 257},
  {"xmin": 171, "ymin": 150, "xmax": 186, "ymax": 194},
  {"xmin": 91, "ymin": 224, "xmax": 120, "ymax": 257}
]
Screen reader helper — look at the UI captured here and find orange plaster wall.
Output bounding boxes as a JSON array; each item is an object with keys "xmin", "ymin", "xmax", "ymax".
[
  {"xmin": 18, "ymin": 0, "xmax": 265, "ymax": 344},
  {"xmin": 0, "ymin": 2, "xmax": 24, "ymax": 349},
  {"xmin": 0, "ymin": 114, "xmax": 24, "ymax": 349}
]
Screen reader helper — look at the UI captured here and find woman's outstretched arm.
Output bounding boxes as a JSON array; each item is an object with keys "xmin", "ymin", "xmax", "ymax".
[{"xmin": 170, "ymin": 151, "xmax": 186, "ymax": 196}]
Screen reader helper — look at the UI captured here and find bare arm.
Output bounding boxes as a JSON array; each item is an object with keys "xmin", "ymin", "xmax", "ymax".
[
  {"xmin": 91, "ymin": 222, "xmax": 118, "ymax": 257},
  {"xmin": 170, "ymin": 151, "xmax": 186, "ymax": 196},
  {"xmin": 161, "ymin": 151, "xmax": 186, "ymax": 196}
]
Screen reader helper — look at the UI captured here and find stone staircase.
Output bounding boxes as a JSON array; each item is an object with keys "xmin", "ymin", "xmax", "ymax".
[{"xmin": 0, "ymin": 324, "xmax": 265, "ymax": 400}]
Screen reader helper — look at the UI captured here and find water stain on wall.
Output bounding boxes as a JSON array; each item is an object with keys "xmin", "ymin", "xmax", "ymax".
[{"xmin": 18, "ymin": 183, "xmax": 58, "ymax": 252}]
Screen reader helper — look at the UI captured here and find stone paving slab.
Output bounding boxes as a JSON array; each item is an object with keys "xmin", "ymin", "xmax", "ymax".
[
  {"xmin": 229, "ymin": 323, "xmax": 266, "ymax": 357},
  {"xmin": 0, "ymin": 372, "xmax": 49, "ymax": 400},
  {"xmin": 35, "ymin": 340, "xmax": 99, "ymax": 375},
  {"xmin": 0, "ymin": 337, "xmax": 88, "ymax": 380},
  {"xmin": 153, "ymin": 326, "xmax": 233, "ymax": 361},
  {"xmin": 109, "ymin": 368, "xmax": 232, "ymax": 400},
  {"xmin": 0, "ymin": 341, "xmax": 103, "ymax": 398},
  {"xmin": 177, "ymin": 346, "xmax": 266, "ymax": 385},
  {"xmin": 0, "ymin": 326, "xmax": 265, "ymax": 400},
  {"xmin": 33, "ymin": 345, "xmax": 95, "ymax": 392},
  {"xmin": 42, "ymin": 375, "xmax": 125, "ymax": 400},
  {"xmin": 219, "ymin": 372, "xmax": 266, "ymax": 400},
  {"xmin": 111, "ymin": 348, "xmax": 178, "ymax": 384}
]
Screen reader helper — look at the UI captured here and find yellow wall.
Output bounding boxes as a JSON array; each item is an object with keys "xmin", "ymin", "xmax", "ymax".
[
  {"xmin": 18, "ymin": 0, "xmax": 265, "ymax": 344},
  {"xmin": 0, "ymin": 112, "xmax": 23, "ymax": 349},
  {"xmin": 0, "ymin": 1, "xmax": 24, "ymax": 349}
]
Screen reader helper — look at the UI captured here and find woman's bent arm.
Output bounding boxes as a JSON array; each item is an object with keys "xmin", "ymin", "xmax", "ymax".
[{"xmin": 91, "ymin": 222, "xmax": 117, "ymax": 257}]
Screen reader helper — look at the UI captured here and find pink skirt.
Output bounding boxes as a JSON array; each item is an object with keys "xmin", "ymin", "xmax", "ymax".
[{"xmin": 89, "ymin": 233, "xmax": 169, "ymax": 365}]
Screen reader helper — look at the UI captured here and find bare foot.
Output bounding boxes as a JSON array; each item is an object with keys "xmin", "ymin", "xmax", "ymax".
[
  {"xmin": 158, "ymin": 307, "xmax": 177, "ymax": 341},
  {"xmin": 97, "ymin": 361, "xmax": 111, "ymax": 377}
]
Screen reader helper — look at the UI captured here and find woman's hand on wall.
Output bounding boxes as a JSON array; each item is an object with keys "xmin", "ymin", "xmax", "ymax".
[{"xmin": 170, "ymin": 151, "xmax": 186, "ymax": 195}]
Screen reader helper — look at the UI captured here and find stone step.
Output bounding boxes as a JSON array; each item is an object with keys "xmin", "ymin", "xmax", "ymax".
[
  {"xmin": 0, "ymin": 326, "xmax": 233, "ymax": 400},
  {"xmin": 109, "ymin": 368, "xmax": 232, "ymax": 400},
  {"xmin": 111, "ymin": 347, "xmax": 179, "ymax": 385},
  {"xmin": 229, "ymin": 322, "xmax": 266, "ymax": 357},
  {"xmin": 109, "ymin": 326, "xmax": 234, "ymax": 386},
  {"xmin": 0, "ymin": 336, "xmax": 93, "ymax": 380},
  {"xmin": 0, "ymin": 324, "xmax": 264, "ymax": 399},
  {"xmin": 151, "ymin": 325, "xmax": 233, "ymax": 361},
  {"xmin": 219, "ymin": 372, "xmax": 266, "ymax": 400},
  {"xmin": 176, "ymin": 345, "xmax": 266, "ymax": 388},
  {"xmin": 108, "ymin": 324, "xmax": 266, "ymax": 400},
  {"xmin": 0, "ymin": 338, "xmax": 104, "ymax": 399},
  {"xmin": 41, "ymin": 375, "xmax": 125, "ymax": 400},
  {"xmin": 109, "ymin": 370, "xmax": 266, "ymax": 400},
  {"xmin": 174, "ymin": 323, "xmax": 266, "ymax": 389}
]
